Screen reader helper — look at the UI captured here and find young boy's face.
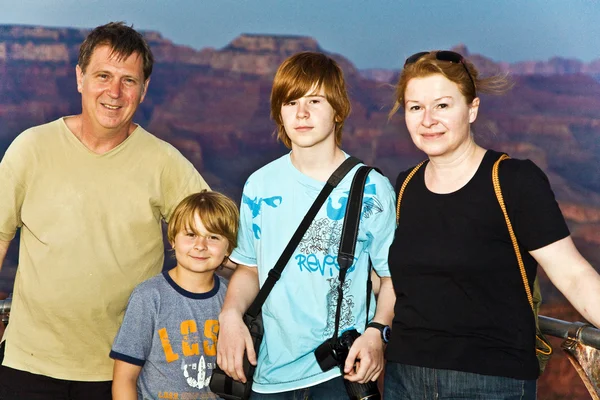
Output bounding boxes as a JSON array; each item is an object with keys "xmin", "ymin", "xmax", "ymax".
[
  {"xmin": 172, "ymin": 212, "xmax": 229, "ymax": 275},
  {"xmin": 280, "ymin": 85, "xmax": 337, "ymax": 150}
]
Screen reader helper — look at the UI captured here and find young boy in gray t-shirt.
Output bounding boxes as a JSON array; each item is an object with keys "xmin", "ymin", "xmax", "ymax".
[{"xmin": 110, "ymin": 191, "xmax": 239, "ymax": 399}]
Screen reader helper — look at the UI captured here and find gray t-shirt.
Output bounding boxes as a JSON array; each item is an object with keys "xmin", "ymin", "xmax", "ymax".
[{"xmin": 110, "ymin": 271, "xmax": 226, "ymax": 400}]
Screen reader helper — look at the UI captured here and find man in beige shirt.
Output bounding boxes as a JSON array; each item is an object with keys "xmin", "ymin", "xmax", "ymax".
[{"xmin": 0, "ymin": 22, "xmax": 209, "ymax": 399}]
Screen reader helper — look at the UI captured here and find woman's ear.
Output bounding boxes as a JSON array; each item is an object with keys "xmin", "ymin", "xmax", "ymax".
[{"xmin": 469, "ymin": 97, "xmax": 480, "ymax": 124}]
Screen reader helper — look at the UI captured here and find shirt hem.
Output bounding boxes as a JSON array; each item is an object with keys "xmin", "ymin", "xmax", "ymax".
[
  {"xmin": 2, "ymin": 357, "xmax": 113, "ymax": 382},
  {"xmin": 252, "ymin": 369, "xmax": 341, "ymax": 393}
]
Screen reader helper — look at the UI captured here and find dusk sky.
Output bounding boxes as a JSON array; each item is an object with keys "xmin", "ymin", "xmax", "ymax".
[{"xmin": 1, "ymin": 0, "xmax": 599, "ymax": 69}]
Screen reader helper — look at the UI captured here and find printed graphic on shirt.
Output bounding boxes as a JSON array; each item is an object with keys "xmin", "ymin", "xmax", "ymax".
[
  {"xmin": 324, "ymin": 276, "xmax": 355, "ymax": 338},
  {"xmin": 326, "ymin": 175, "xmax": 382, "ymax": 221},
  {"xmin": 156, "ymin": 390, "xmax": 217, "ymax": 399},
  {"xmin": 158, "ymin": 319, "xmax": 219, "ymax": 392},
  {"xmin": 301, "ymin": 175, "xmax": 383, "ymax": 338},
  {"xmin": 296, "ymin": 175, "xmax": 382, "ymax": 278},
  {"xmin": 242, "ymin": 193, "xmax": 283, "ymax": 239}
]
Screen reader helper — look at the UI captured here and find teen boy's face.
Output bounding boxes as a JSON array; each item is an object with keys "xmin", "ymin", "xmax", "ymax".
[
  {"xmin": 172, "ymin": 213, "xmax": 229, "ymax": 275},
  {"xmin": 280, "ymin": 86, "xmax": 337, "ymax": 150}
]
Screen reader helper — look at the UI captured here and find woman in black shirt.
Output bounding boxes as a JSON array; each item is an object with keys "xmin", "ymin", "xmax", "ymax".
[{"xmin": 384, "ymin": 50, "xmax": 600, "ymax": 399}]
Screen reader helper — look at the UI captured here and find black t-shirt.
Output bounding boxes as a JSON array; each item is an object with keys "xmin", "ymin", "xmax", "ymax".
[{"xmin": 386, "ymin": 150, "xmax": 570, "ymax": 380}]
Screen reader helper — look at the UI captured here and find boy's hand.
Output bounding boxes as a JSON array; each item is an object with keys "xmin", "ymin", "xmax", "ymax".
[
  {"xmin": 343, "ymin": 327, "xmax": 384, "ymax": 383},
  {"xmin": 217, "ymin": 309, "xmax": 257, "ymax": 383}
]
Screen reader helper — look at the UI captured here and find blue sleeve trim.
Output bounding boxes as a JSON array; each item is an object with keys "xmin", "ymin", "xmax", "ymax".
[{"xmin": 109, "ymin": 350, "xmax": 145, "ymax": 367}]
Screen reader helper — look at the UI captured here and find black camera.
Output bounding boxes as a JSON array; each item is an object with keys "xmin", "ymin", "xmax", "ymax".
[
  {"xmin": 315, "ymin": 329, "xmax": 381, "ymax": 400},
  {"xmin": 209, "ymin": 313, "xmax": 263, "ymax": 400}
]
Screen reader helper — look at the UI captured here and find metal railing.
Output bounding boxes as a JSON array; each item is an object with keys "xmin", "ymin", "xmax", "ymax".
[
  {"xmin": 539, "ymin": 315, "xmax": 600, "ymax": 399},
  {"xmin": 539, "ymin": 315, "xmax": 600, "ymax": 348}
]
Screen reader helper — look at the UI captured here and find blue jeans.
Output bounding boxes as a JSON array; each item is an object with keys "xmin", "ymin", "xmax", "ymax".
[
  {"xmin": 384, "ymin": 362, "xmax": 537, "ymax": 400},
  {"xmin": 251, "ymin": 376, "xmax": 353, "ymax": 400}
]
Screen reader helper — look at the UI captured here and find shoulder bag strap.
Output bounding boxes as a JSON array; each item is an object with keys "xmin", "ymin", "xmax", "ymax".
[
  {"xmin": 492, "ymin": 154, "xmax": 536, "ymax": 311},
  {"xmin": 245, "ymin": 156, "xmax": 361, "ymax": 318},
  {"xmin": 493, "ymin": 154, "xmax": 553, "ymax": 359}
]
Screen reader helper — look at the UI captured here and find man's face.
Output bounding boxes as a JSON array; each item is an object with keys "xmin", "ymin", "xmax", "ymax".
[{"xmin": 76, "ymin": 44, "xmax": 149, "ymax": 134}]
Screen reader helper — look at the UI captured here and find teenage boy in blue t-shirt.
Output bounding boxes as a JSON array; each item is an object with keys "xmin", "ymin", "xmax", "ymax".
[
  {"xmin": 216, "ymin": 52, "xmax": 396, "ymax": 398},
  {"xmin": 110, "ymin": 191, "xmax": 239, "ymax": 399}
]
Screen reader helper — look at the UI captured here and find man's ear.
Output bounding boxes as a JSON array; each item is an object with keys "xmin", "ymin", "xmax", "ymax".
[
  {"xmin": 76, "ymin": 65, "xmax": 84, "ymax": 93},
  {"xmin": 140, "ymin": 78, "xmax": 151, "ymax": 103}
]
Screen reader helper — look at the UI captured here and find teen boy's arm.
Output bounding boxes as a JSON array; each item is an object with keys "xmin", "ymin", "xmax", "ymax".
[
  {"xmin": 343, "ymin": 172, "xmax": 396, "ymax": 384},
  {"xmin": 216, "ymin": 264, "xmax": 260, "ymax": 383},
  {"xmin": 343, "ymin": 276, "xmax": 395, "ymax": 384},
  {"xmin": 112, "ymin": 360, "xmax": 142, "ymax": 400},
  {"xmin": 215, "ymin": 258, "xmax": 239, "ymax": 281}
]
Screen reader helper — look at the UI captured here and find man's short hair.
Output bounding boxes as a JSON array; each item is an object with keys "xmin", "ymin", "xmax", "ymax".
[
  {"xmin": 270, "ymin": 52, "xmax": 351, "ymax": 149},
  {"xmin": 167, "ymin": 191, "xmax": 239, "ymax": 255},
  {"xmin": 78, "ymin": 21, "xmax": 154, "ymax": 81}
]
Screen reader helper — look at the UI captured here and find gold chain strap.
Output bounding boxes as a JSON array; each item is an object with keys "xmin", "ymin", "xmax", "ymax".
[
  {"xmin": 396, "ymin": 161, "xmax": 426, "ymax": 225},
  {"xmin": 492, "ymin": 154, "xmax": 535, "ymax": 311}
]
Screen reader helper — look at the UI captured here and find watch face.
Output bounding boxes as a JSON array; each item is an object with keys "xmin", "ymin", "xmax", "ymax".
[{"xmin": 382, "ymin": 326, "xmax": 391, "ymax": 343}]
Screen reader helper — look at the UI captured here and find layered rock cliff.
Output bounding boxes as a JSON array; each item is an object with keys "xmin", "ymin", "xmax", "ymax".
[{"xmin": 0, "ymin": 25, "xmax": 599, "ymax": 398}]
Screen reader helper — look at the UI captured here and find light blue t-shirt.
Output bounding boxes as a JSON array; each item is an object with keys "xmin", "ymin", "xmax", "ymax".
[{"xmin": 230, "ymin": 153, "xmax": 396, "ymax": 393}]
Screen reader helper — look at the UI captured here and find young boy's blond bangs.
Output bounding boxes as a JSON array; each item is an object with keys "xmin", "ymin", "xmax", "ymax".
[{"xmin": 167, "ymin": 191, "xmax": 239, "ymax": 254}]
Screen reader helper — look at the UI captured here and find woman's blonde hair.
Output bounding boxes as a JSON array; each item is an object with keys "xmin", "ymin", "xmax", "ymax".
[
  {"xmin": 167, "ymin": 190, "xmax": 239, "ymax": 255},
  {"xmin": 389, "ymin": 51, "xmax": 513, "ymax": 117}
]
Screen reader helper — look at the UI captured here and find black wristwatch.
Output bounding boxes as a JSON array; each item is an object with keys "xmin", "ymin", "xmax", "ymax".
[{"xmin": 367, "ymin": 322, "xmax": 391, "ymax": 344}]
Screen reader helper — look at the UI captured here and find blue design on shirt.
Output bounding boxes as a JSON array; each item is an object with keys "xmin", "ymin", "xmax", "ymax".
[
  {"xmin": 326, "ymin": 175, "xmax": 378, "ymax": 221},
  {"xmin": 242, "ymin": 194, "xmax": 283, "ymax": 239}
]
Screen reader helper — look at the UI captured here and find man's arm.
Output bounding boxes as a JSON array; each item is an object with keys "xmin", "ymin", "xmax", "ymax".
[
  {"xmin": 344, "ymin": 276, "xmax": 395, "ymax": 383},
  {"xmin": 0, "ymin": 239, "xmax": 9, "ymax": 273},
  {"xmin": 533, "ymin": 236, "xmax": 600, "ymax": 328},
  {"xmin": 112, "ymin": 360, "xmax": 142, "ymax": 400},
  {"xmin": 216, "ymin": 264, "xmax": 260, "ymax": 383},
  {"xmin": 0, "ymin": 239, "xmax": 10, "ymax": 338}
]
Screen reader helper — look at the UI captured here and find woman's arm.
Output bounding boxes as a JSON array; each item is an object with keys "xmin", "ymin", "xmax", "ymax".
[
  {"xmin": 112, "ymin": 360, "xmax": 142, "ymax": 400},
  {"xmin": 532, "ymin": 236, "xmax": 600, "ymax": 328}
]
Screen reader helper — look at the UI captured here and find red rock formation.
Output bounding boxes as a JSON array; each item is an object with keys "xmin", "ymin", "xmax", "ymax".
[{"xmin": 1, "ymin": 26, "xmax": 599, "ymax": 398}]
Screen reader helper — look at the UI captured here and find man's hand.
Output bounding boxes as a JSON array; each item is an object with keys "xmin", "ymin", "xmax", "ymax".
[
  {"xmin": 216, "ymin": 309, "xmax": 257, "ymax": 383},
  {"xmin": 342, "ymin": 327, "xmax": 384, "ymax": 383}
]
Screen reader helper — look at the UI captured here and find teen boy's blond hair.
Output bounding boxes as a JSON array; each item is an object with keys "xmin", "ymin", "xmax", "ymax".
[{"xmin": 270, "ymin": 52, "xmax": 351, "ymax": 149}]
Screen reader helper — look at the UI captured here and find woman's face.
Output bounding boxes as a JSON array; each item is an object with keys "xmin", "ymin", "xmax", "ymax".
[{"xmin": 404, "ymin": 74, "xmax": 479, "ymax": 160}]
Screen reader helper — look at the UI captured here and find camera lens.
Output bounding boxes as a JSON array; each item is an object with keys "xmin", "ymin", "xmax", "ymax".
[{"xmin": 343, "ymin": 378, "xmax": 381, "ymax": 400}]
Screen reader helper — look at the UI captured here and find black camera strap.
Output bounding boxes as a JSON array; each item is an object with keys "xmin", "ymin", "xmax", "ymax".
[
  {"xmin": 245, "ymin": 156, "xmax": 361, "ymax": 319},
  {"xmin": 332, "ymin": 165, "xmax": 377, "ymax": 341}
]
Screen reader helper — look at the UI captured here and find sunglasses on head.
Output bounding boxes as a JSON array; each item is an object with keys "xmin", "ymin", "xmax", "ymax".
[{"xmin": 404, "ymin": 50, "xmax": 477, "ymax": 97}]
